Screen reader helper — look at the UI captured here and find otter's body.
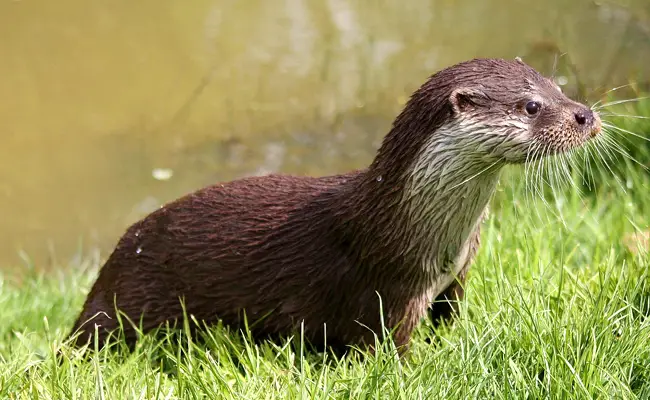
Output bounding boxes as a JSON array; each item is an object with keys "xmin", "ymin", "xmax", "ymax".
[
  {"xmin": 69, "ymin": 58, "xmax": 601, "ymax": 352},
  {"xmin": 72, "ymin": 171, "xmax": 481, "ymax": 351}
]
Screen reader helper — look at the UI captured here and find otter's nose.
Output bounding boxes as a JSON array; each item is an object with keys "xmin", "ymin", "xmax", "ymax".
[
  {"xmin": 574, "ymin": 108, "xmax": 601, "ymax": 138},
  {"xmin": 574, "ymin": 109, "xmax": 594, "ymax": 126}
]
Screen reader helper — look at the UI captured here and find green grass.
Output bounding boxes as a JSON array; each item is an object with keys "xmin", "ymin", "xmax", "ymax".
[{"xmin": 2, "ymin": 110, "xmax": 650, "ymax": 399}]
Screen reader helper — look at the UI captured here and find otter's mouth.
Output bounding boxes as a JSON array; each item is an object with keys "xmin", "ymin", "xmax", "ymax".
[{"xmin": 589, "ymin": 112, "xmax": 603, "ymax": 138}]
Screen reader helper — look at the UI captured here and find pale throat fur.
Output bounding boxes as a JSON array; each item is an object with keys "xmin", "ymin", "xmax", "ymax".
[{"xmin": 400, "ymin": 117, "xmax": 506, "ymax": 294}]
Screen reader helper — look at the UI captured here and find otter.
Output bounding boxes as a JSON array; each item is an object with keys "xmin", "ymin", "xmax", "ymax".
[{"xmin": 67, "ymin": 58, "xmax": 601, "ymax": 354}]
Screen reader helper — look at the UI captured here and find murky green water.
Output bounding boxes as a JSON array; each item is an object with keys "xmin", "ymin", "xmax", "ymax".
[{"xmin": 1, "ymin": 0, "xmax": 649, "ymax": 268}]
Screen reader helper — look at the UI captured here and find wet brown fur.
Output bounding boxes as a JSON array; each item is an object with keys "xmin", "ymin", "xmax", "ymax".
[{"xmin": 68, "ymin": 58, "xmax": 600, "ymax": 354}]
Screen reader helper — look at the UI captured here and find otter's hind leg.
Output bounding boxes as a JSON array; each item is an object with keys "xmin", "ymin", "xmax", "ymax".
[{"xmin": 66, "ymin": 292, "xmax": 134, "ymax": 350}]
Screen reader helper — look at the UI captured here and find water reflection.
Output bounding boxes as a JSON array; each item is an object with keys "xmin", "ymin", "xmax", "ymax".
[{"xmin": 0, "ymin": 0, "xmax": 648, "ymax": 268}]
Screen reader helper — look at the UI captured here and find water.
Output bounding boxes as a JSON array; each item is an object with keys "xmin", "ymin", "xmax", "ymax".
[{"xmin": 1, "ymin": 0, "xmax": 649, "ymax": 269}]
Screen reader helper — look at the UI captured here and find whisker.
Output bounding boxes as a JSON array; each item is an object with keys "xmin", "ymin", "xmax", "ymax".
[
  {"xmin": 600, "ymin": 113, "xmax": 650, "ymax": 120},
  {"xmin": 549, "ymin": 154, "xmax": 568, "ymax": 228},
  {"xmin": 524, "ymin": 140, "xmax": 540, "ymax": 203},
  {"xmin": 600, "ymin": 127, "xmax": 631, "ymax": 154},
  {"xmin": 528, "ymin": 144, "xmax": 551, "ymax": 214},
  {"xmin": 585, "ymin": 141, "xmax": 597, "ymax": 190},
  {"xmin": 602, "ymin": 126, "xmax": 643, "ymax": 150},
  {"xmin": 598, "ymin": 130, "xmax": 622, "ymax": 164},
  {"xmin": 560, "ymin": 152, "xmax": 573, "ymax": 190},
  {"xmin": 593, "ymin": 96, "xmax": 650, "ymax": 110},
  {"xmin": 526, "ymin": 142, "xmax": 549, "ymax": 222},
  {"xmin": 590, "ymin": 82, "xmax": 639, "ymax": 108},
  {"xmin": 592, "ymin": 135, "xmax": 628, "ymax": 194},
  {"xmin": 566, "ymin": 146, "xmax": 585, "ymax": 194},
  {"xmin": 602, "ymin": 122, "xmax": 650, "ymax": 143},
  {"xmin": 601, "ymin": 130, "xmax": 650, "ymax": 172}
]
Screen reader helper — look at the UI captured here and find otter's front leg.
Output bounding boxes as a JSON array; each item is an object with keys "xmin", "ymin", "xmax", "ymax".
[
  {"xmin": 427, "ymin": 267, "xmax": 468, "ymax": 328},
  {"xmin": 428, "ymin": 222, "xmax": 481, "ymax": 328}
]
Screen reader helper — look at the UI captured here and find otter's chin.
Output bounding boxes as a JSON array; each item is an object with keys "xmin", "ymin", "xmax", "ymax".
[{"xmin": 517, "ymin": 138, "xmax": 596, "ymax": 164}]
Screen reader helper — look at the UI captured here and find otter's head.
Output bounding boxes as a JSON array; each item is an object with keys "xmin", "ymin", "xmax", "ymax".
[
  {"xmin": 448, "ymin": 58, "xmax": 600, "ymax": 162},
  {"xmin": 383, "ymin": 58, "xmax": 601, "ymax": 170}
]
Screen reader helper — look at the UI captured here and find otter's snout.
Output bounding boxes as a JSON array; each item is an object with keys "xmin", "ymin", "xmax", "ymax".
[{"xmin": 573, "ymin": 107, "xmax": 601, "ymax": 138}]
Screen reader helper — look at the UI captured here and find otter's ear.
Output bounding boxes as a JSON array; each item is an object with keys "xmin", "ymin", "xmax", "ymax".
[{"xmin": 449, "ymin": 88, "xmax": 486, "ymax": 114}]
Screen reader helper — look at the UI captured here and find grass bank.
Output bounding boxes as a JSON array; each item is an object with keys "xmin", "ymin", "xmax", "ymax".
[{"xmin": 1, "ymin": 105, "xmax": 649, "ymax": 399}]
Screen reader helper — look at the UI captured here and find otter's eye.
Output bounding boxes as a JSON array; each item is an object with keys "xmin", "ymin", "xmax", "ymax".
[{"xmin": 525, "ymin": 101, "xmax": 541, "ymax": 116}]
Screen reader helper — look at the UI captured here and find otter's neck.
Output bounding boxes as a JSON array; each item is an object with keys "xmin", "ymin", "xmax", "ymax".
[
  {"xmin": 403, "ymin": 130, "xmax": 501, "ymax": 273},
  {"xmin": 355, "ymin": 120, "xmax": 503, "ymax": 276}
]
